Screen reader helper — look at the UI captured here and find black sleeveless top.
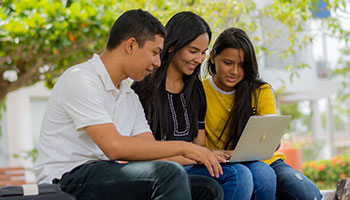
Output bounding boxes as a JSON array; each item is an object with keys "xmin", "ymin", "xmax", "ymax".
[{"xmin": 131, "ymin": 79, "xmax": 206, "ymax": 142}]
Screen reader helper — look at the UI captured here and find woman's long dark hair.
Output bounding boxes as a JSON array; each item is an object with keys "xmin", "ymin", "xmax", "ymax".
[
  {"xmin": 206, "ymin": 27, "xmax": 267, "ymax": 150},
  {"xmin": 132, "ymin": 11, "xmax": 211, "ymax": 140}
]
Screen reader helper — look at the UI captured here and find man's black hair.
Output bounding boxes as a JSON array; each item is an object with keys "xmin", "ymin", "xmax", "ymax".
[{"xmin": 107, "ymin": 9, "xmax": 166, "ymax": 50}]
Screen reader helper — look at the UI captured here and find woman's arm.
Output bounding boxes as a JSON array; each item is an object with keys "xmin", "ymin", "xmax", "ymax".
[{"xmin": 193, "ymin": 130, "xmax": 206, "ymax": 146}]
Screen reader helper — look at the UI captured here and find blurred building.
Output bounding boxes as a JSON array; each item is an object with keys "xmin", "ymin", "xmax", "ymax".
[
  {"xmin": 256, "ymin": 0, "xmax": 341, "ymax": 159},
  {"xmin": 0, "ymin": 82, "xmax": 50, "ymax": 182}
]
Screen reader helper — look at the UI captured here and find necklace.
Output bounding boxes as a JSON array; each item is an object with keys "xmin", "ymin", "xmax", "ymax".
[{"xmin": 167, "ymin": 92, "xmax": 190, "ymax": 137}]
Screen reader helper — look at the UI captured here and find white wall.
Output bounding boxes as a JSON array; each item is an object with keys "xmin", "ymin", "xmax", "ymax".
[
  {"xmin": 30, "ymin": 97, "xmax": 49, "ymax": 149},
  {"xmin": 5, "ymin": 81, "xmax": 50, "ymax": 182}
]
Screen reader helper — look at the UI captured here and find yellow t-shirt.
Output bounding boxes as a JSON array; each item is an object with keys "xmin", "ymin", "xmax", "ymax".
[{"xmin": 202, "ymin": 77, "xmax": 285, "ymax": 165}]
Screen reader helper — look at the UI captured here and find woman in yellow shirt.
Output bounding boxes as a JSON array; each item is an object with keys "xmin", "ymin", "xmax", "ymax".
[{"xmin": 203, "ymin": 27, "xmax": 322, "ymax": 200}]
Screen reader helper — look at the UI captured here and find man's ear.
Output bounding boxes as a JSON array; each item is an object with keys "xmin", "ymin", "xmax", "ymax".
[
  {"xmin": 125, "ymin": 37, "xmax": 138, "ymax": 54},
  {"xmin": 210, "ymin": 51, "xmax": 215, "ymax": 64}
]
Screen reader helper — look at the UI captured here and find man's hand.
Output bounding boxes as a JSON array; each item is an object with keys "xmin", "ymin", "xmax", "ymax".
[{"xmin": 183, "ymin": 143, "xmax": 226, "ymax": 178}]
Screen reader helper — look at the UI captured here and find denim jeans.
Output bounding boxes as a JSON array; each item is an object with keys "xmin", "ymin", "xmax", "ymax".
[
  {"xmin": 270, "ymin": 159, "xmax": 322, "ymax": 200},
  {"xmin": 186, "ymin": 162, "xmax": 257, "ymax": 200},
  {"xmin": 243, "ymin": 161, "xmax": 276, "ymax": 200},
  {"xmin": 185, "ymin": 161, "xmax": 276, "ymax": 200},
  {"xmin": 57, "ymin": 160, "xmax": 223, "ymax": 200}
]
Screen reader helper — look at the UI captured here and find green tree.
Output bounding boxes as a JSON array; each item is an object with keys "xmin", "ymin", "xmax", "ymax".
[
  {"xmin": 0, "ymin": 0, "xmax": 349, "ymax": 103},
  {"xmin": 280, "ymin": 103, "xmax": 304, "ymax": 132}
]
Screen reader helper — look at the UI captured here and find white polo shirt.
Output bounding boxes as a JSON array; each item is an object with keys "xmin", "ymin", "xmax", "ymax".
[{"xmin": 34, "ymin": 54, "xmax": 151, "ymax": 184}]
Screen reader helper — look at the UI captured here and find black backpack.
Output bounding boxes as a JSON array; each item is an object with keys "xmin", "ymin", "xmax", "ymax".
[{"xmin": 0, "ymin": 183, "xmax": 76, "ymax": 200}]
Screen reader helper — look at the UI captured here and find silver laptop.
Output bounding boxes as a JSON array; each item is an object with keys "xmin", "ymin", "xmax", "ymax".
[{"xmin": 229, "ymin": 115, "xmax": 291, "ymax": 162}]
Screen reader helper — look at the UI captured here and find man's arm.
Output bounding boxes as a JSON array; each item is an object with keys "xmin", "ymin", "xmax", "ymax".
[
  {"xmin": 86, "ymin": 123, "xmax": 225, "ymax": 177},
  {"xmin": 134, "ymin": 132, "xmax": 197, "ymax": 166}
]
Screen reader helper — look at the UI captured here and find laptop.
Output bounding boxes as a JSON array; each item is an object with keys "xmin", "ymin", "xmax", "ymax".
[{"xmin": 228, "ymin": 115, "xmax": 291, "ymax": 162}]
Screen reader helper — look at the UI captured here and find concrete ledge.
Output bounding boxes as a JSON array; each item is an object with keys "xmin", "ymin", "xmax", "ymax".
[{"xmin": 321, "ymin": 190, "xmax": 335, "ymax": 200}]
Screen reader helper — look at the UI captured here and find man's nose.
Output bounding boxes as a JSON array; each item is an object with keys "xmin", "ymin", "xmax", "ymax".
[{"xmin": 153, "ymin": 55, "xmax": 161, "ymax": 68}]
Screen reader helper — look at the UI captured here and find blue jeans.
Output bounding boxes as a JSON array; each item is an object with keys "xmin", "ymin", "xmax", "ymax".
[
  {"xmin": 270, "ymin": 159, "xmax": 322, "ymax": 200},
  {"xmin": 57, "ymin": 160, "xmax": 224, "ymax": 200},
  {"xmin": 185, "ymin": 161, "xmax": 276, "ymax": 200},
  {"xmin": 244, "ymin": 161, "xmax": 276, "ymax": 200}
]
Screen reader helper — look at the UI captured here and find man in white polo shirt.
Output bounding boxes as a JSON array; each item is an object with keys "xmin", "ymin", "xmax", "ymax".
[{"xmin": 34, "ymin": 9, "xmax": 225, "ymax": 200}]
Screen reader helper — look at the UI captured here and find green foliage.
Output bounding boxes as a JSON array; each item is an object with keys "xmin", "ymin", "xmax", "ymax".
[
  {"xmin": 300, "ymin": 140, "xmax": 324, "ymax": 162},
  {"xmin": 13, "ymin": 148, "xmax": 38, "ymax": 163},
  {"xmin": 267, "ymin": 0, "xmax": 313, "ymax": 57},
  {"xmin": 324, "ymin": 0, "xmax": 350, "ymax": 42},
  {"xmin": 303, "ymin": 155, "xmax": 350, "ymax": 189},
  {"xmin": 284, "ymin": 63, "xmax": 312, "ymax": 83},
  {"xmin": 279, "ymin": 103, "xmax": 311, "ymax": 133},
  {"xmin": 279, "ymin": 103, "xmax": 303, "ymax": 133},
  {"xmin": 0, "ymin": 0, "xmax": 348, "ymax": 102},
  {"xmin": 280, "ymin": 103, "xmax": 303, "ymax": 119}
]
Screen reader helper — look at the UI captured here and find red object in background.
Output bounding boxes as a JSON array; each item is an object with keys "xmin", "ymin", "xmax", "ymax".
[{"xmin": 278, "ymin": 147, "xmax": 303, "ymax": 172}]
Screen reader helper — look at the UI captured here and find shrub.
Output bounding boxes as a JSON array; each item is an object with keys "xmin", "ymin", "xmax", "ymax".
[{"xmin": 303, "ymin": 155, "xmax": 350, "ymax": 189}]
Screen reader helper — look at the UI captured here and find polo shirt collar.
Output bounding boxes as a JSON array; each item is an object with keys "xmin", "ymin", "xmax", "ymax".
[{"xmin": 90, "ymin": 54, "xmax": 132, "ymax": 94}]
